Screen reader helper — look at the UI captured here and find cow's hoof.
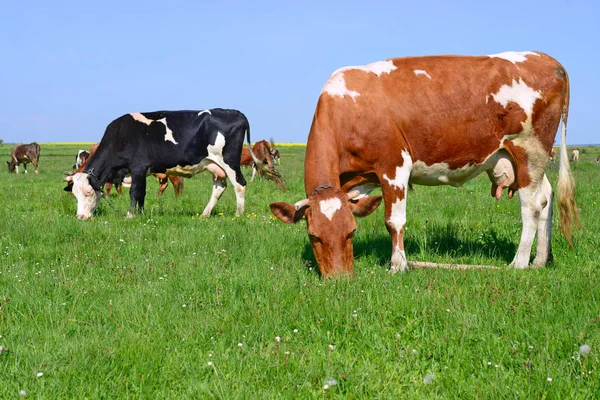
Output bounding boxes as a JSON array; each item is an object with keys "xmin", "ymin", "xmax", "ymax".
[{"xmin": 126, "ymin": 212, "xmax": 136, "ymax": 219}]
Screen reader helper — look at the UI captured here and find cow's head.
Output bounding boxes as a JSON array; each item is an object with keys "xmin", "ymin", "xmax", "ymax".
[
  {"xmin": 64, "ymin": 172, "xmax": 102, "ymax": 220},
  {"xmin": 6, "ymin": 161, "xmax": 16, "ymax": 173},
  {"xmin": 270, "ymin": 188, "xmax": 382, "ymax": 278}
]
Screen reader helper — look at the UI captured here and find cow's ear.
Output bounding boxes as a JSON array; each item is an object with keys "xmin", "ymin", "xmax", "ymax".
[
  {"xmin": 270, "ymin": 202, "xmax": 308, "ymax": 224},
  {"xmin": 63, "ymin": 184, "xmax": 73, "ymax": 192},
  {"xmin": 350, "ymin": 195, "xmax": 382, "ymax": 217}
]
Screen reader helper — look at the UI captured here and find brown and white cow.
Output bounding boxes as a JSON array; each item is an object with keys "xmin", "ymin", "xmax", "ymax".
[
  {"xmin": 240, "ymin": 140, "xmax": 274, "ymax": 181},
  {"xmin": 270, "ymin": 51, "xmax": 578, "ymax": 278},
  {"xmin": 7, "ymin": 142, "xmax": 40, "ymax": 173},
  {"xmin": 596, "ymin": 155, "xmax": 600, "ymax": 163},
  {"xmin": 570, "ymin": 149, "xmax": 580, "ymax": 162}
]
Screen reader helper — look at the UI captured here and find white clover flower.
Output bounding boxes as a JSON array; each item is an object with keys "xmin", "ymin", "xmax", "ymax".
[
  {"xmin": 275, "ymin": 336, "xmax": 281, "ymax": 342},
  {"xmin": 328, "ymin": 344, "xmax": 335, "ymax": 351},
  {"xmin": 547, "ymin": 377, "xmax": 552, "ymax": 382},
  {"xmin": 323, "ymin": 377, "xmax": 338, "ymax": 389},
  {"xmin": 487, "ymin": 362, "xmax": 492, "ymax": 366},
  {"xmin": 36, "ymin": 372, "xmax": 43, "ymax": 377},
  {"xmin": 293, "ymin": 329, "xmax": 298, "ymax": 333},
  {"xmin": 207, "ymin": 361, "xmax": 213, "ymax": 366},
  {"xmin": 238, "ymin": 343, "xmax": 243, "ymax": 347}
]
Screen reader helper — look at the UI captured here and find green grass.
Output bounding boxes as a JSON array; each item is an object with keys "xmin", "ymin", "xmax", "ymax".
[{"xmin": 0, "ymin": 143, "xmax": 599, "ymax": 399}]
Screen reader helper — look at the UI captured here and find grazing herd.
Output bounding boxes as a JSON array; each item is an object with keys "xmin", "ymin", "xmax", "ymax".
[{"xmin": 4, "ymin": 51, "xmax": 598, "ymax": 278}]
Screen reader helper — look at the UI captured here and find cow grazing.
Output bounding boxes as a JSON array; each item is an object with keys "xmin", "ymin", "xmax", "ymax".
[
  {"xmin": 6, "ymin": 142, "xmax": 40, "ymax": 174},
  {"xmin": 74, "ymin": 150, "xmax": 91, "ymax": 169},
  {"xmin": 271, "ymin": 148, "xmax": 281, "ymax": 165},
  {"xmin": 570, "ymin": 149, "xmax": 580, "ymax": 162},
  {"xmin": 270, "ymin": 51, "xmax": 578, "ymax": 278},
  {"xmin": 549, "ymin": 148, "xmax": 557, "ymax": 163},
  {"xmin": 66, "ymin": 143, "xmax": 184, "ymax": 198},
  {"xmin": 239, "ymin": 140, "xmax": 286, "ymax": 188},
  {"xmin": 241, "ymin": 140, "xmax": 274, "ymax": 181},
  {"xmin": 64, "ymin": 109, "xmax": 259, "ymax": 220},
  {"xmin": 269, "ymin": 137, "xmax": 281, "ymax": 165}
]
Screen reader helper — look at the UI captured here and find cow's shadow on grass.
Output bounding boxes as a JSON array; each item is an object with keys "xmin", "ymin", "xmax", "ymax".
[{"xmin": 300, "ymin": 222, "xmax": 517, "ymax": 274}]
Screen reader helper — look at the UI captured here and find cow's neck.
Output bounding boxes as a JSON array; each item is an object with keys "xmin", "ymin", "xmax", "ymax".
[
  {"xmin": 303, "ymin": 132, "xmax": 341, "ymax": 196},
  {"xmin": 84, "ymin": 150, "xmax": 114, "ymax": 187}
]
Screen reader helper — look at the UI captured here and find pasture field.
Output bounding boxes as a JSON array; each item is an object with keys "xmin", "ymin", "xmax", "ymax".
[{"xmin": 0, "ymin": 143, "xmax": 599, "ymax": 399}]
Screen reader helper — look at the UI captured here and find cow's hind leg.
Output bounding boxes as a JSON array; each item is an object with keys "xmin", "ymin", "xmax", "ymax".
[
  {"xmin": 220, "ymin": 163, "xmax": 246, "ymax": 216},
  {"xmin": 201, "ymin": 162, "xmax": 230, "ymax": 217},
  {"xmin": 532, "ymin": 174, "xmax": 553, "ymax": 266},
  {"xmin": 379, "ymin": 151, "xmax": 412, "ymax": 273},
  {"xmin": 511, "ymin": 174, "xmax": 552, "ymax": 268}
]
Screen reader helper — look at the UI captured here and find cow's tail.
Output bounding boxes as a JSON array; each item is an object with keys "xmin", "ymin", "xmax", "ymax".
[
  {"xmin": 556, "ymin": 73, "xmax": 579, "ymax": 246},
  {"xmin": 244, "ymin": 121, "xmax": 287, "ymax": 190}
]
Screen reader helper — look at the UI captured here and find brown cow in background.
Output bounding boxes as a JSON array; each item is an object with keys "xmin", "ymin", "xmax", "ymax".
[
  {"xmin": 240, "ymin": 140, "xmax": 274, "ymax": 181},
  {"xmin": 7, "ymin": 142, "xmax": 40, "ymax": 173}
]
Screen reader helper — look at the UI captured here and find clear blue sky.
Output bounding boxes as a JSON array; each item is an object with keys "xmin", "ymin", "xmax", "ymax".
[{"xmin": 1, "ymin": 0, "xmax": 598, "ymax": 144}]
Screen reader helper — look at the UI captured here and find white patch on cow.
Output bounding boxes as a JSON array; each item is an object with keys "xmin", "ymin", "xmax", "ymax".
[
  {"xmin": 323, "ymin": 73, "xmax": 360, "ymax": 100},
  {"xmin": 157, "ymin": 117, "xmax": 178, "ymax": 145},
  {"xmin": 323, "ymin": 60, "xmax": 397, "ymax": 100},
  {"xmin": 388, "ymin": 197, "xmax": 406, "ymax": 233},
  {"xmin": 198, "ymin": 110, "xmax": 211, "ymax": 116},
  {"xmin": 383, "ymin": 151, "xmax": 413, "ymax": 190},
  {"xmin": 487, "ymin": 51, "xmax": 539, "ymax": 64},
  {"xmin": 130, "ymin": 112, "xmax": 153, "ymax": 125},
  {"xmin": 207, "ymin": 132, "xmax": 226, "ymax": 157},
  {"xmin": 414, "ymin": 69, "xmax": 432, "ymax": 79},
  {"xmin": 356, "ymin": 60, "xmax": 397, "ymax": 76},
  {"xmin": 411, "ymin": 160, "xmax": 487, "ymax": 187},
  {"xmin": 350, "ymin": 183, "xmax": 379, "ymax": 199},
  {"xmin": 490, "ymin": 78, "xmax": 542, "ymax": 131},
  {"xmin": 319, "ymin": 198, "xmax": 342, "ymax": 221},
  {"xmin": 390, "ymin": 246, "xmax": 407, "ymax": 273}
]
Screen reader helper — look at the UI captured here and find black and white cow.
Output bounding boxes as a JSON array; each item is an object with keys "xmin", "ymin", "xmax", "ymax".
[
  {"xmin": 74, "ymin": 150, "xmax": 91, "ymax": 169},
  {"xmin": 64, "ymin": 109, "xmax": 257, "ymax": 220}
]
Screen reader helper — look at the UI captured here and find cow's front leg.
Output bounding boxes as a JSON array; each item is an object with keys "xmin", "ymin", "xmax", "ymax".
[
  {"xmin": 127, "ymin": 172, "xmax": 147, "ymax": 218},
  {"xmin": 380, "ymin": 155, "xmax": 412, "ymax": 273}
]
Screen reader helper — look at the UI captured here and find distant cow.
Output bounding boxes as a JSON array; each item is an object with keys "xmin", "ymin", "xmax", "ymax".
[
  {"xmin": 241, "ymin": 140, "xmax": 274, "ymax": 181},
  {"xmin": 570, "ymin": 149, "xmax": 580, "ymax": 162},
  {"xmin": 269, "ymin": 138, "xmax": 281, "ymax": 165},
  {"xmin": 596, "ymin": 155, "xmax": 600, "ymax": 163},
  {"xmin": 271, "ymin": 148, "xmax": 280, "ymax": 165},
  {"xmin": 270, "ymin": 51, "xmax": 578, "ymax": 278},
  {"xmin": 64, "ymin": 109, "xmax": 266, "ymax": 220},
  {"xmin": 74, "ymin": 150, "xmax": 90, "ymax": 169},
  {"xmin": 66, "ymin": 142, "xmax": 184, "ymax": 198},
  {"xmin": 7, "ymin": 142, "xmax": 40, "ymax": 173},
  {"xmin": 549, "ymin": 148, "xmax": 557, "ymax": 163}
]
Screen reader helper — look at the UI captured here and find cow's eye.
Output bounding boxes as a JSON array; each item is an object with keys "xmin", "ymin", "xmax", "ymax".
[{"xmin": 307, "ymin": 231, "xmax": 321, "ymax": 242}]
